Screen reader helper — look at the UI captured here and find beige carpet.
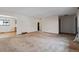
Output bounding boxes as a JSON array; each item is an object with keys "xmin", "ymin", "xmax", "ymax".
[{"xmin": 0, "ymin": 32, "xmax": 76, "ymax": 52}]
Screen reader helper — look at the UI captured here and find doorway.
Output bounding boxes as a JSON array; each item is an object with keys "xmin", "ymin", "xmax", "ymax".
[
  {"xmin": 37, "ymin": 22, "xmax": 40, "ymax": 31},
  {"xmin": 59, "ymin": 15, "xmax": 77, "ymax": 35}
]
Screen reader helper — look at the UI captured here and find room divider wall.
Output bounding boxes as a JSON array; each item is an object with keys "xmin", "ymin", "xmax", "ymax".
[{"xmin": 16, "ymin": 16, "xmax": 59, "ymax": 34}]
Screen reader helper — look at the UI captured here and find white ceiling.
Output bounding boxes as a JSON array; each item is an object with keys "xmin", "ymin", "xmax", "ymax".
[{"xmin": 0, "ymin": 7, "xmax": 77, "ymax": 17}]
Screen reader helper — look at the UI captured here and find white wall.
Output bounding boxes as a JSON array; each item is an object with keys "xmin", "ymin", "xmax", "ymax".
[
  {"xmin": 16, "ymin": 15, "xmax": 42, "ymax": 34},
  {"xmin": 16, "ymin": 15, "xmax": 59, "ymax": 34},
  {"xmin": 60, "ymin": 16, "xmax": 76, "ymax": 34},
  {"xmin": 16, "ymin": 15, "xmax": 38, "ymax": 34},
  {"xmin": 40, "ymin": 16, "xmax": 59, "ymax": 33},
  {"xmin": 0, "ymin": 12, "xmax": 38, "ymax": 34},
  {"xmin": 0, "ymin": 12, "xmax": 59, "ymax": 34},
  {"xmin": 21, "ymin": 16, "xmax": 38, "ymax": 33}
]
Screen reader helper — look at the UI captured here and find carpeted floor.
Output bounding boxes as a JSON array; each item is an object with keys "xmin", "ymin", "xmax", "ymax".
[{"xmin": 0, "ymin": 32, "xmax": 77, "ymax": 52}]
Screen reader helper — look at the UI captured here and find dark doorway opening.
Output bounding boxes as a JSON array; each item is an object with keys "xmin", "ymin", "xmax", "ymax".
[
  {"xmin": 75, "ymin": 17, "xmax": 78, "ymax": 34},
  {"xmin": 59, "ymin": 17, "xmax": 61, "ymax": 34},
  {"xmin": 37, "ymin": 22, "xmax": 40, "ymax": 31}
]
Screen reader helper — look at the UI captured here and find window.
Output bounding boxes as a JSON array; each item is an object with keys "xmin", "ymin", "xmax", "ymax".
[
  {"xmin": 0, "ymin": 20, "xmax": 10, "ymax": 26},
  {"xmin": 0, "ymin": 20, "xmax": 4, "ymax": 25}
]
